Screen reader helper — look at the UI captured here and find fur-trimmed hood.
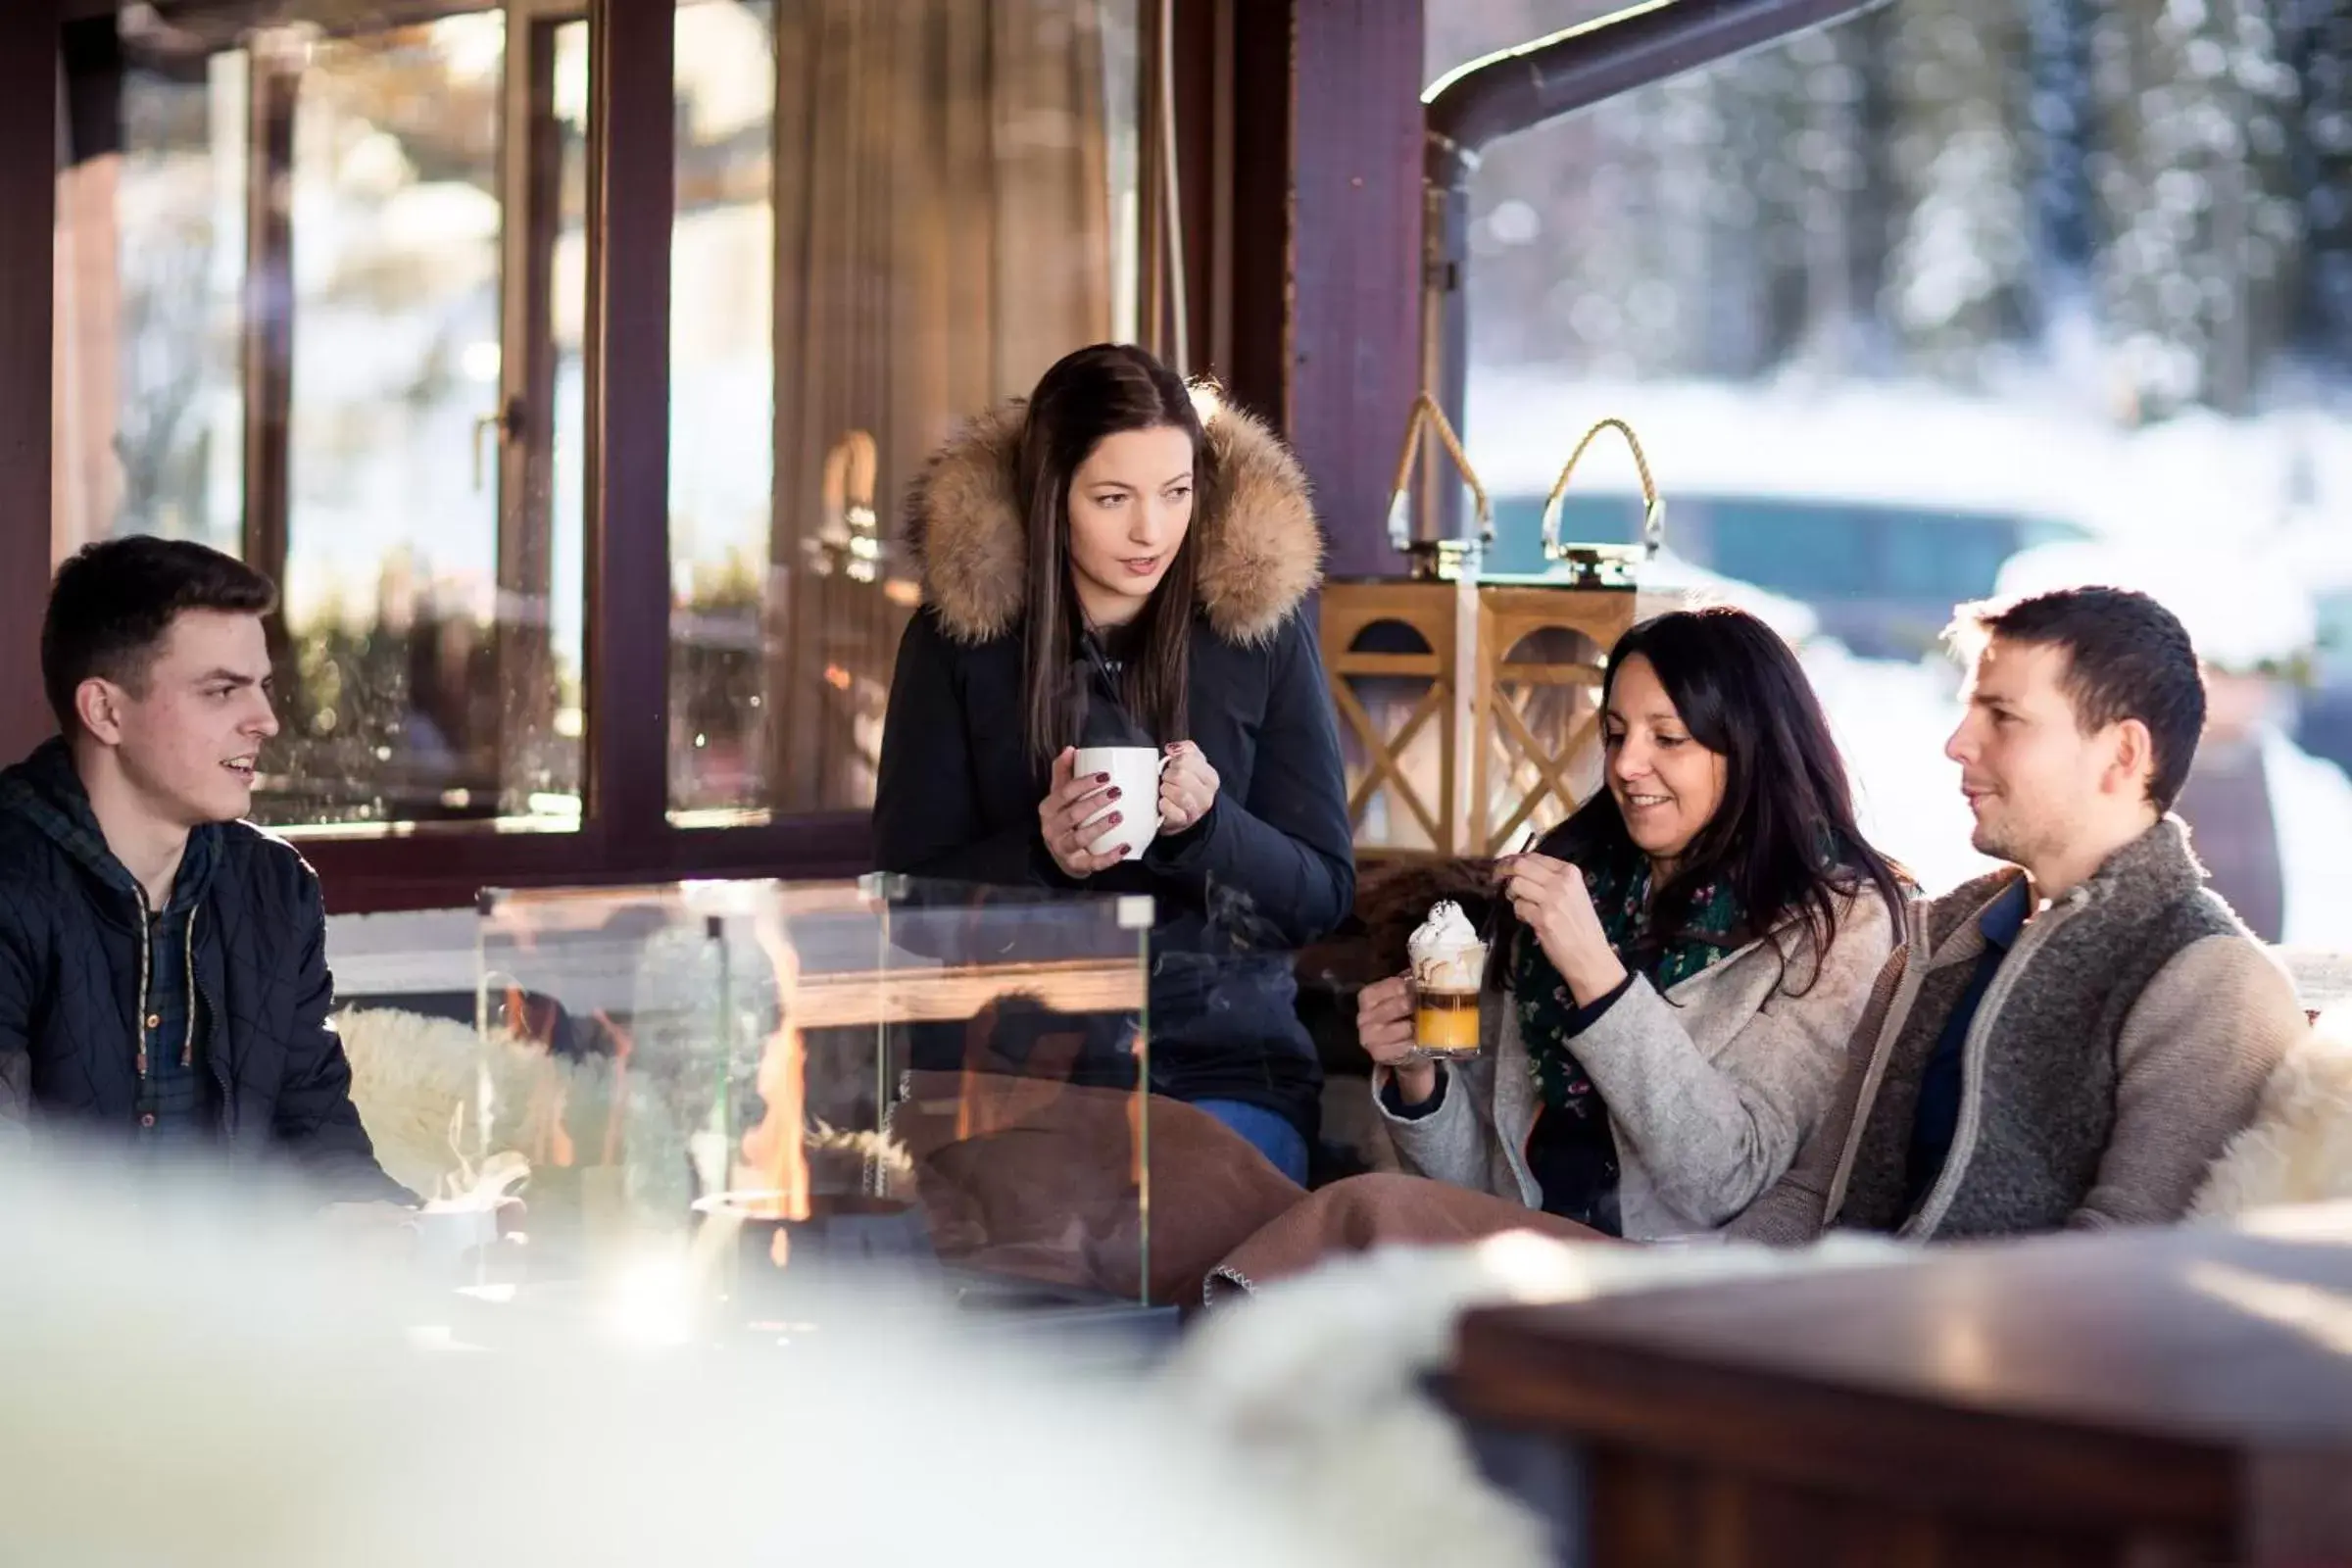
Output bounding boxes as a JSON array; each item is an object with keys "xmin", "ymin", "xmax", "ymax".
[{"xmin": 903, "ymin": 392, "xmax": 1321, "ymax": 647}]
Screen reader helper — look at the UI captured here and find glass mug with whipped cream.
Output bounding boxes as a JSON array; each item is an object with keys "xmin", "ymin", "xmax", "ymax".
[{"xmin": 1406, "ymin": 900, "xmax": 1487, "ymax": 1059}]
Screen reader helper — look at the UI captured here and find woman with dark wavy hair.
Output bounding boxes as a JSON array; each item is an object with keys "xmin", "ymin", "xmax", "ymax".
[{"xmin": 1210, "ymin": 607, "xmax": 1907, "ymax": 1296}]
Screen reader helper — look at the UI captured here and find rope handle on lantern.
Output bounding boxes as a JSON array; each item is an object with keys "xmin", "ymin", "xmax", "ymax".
[
  {"xmin": 1385, "ymin": 391, "xmax": 1494, "ymax": 552},
  {"xmin": 1540, "ymin": 416, "xmax": 1666, "ymax": 560}
]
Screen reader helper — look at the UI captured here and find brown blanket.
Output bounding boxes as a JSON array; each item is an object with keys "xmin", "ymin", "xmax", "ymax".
[
  {"xmin": 1209, "ymin": 1171, "xmax": 1615, "ymax": 1304},
  {"xmin": 893, "ymin": 1069, "xmax": 1305, "ymax": 1309}
]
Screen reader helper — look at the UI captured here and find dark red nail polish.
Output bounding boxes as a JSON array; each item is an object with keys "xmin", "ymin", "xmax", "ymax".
[
  {"xmin": 1096, "ymin": 772, "xmax": 1111, "ymax": 784},
  {"xmin": 1108, "ymin": 811, "xmax": 1123, "ymax": 825},
  {"xmin": 1107, "ymin": 787, "xmax": 1122, "ymax": 801}
]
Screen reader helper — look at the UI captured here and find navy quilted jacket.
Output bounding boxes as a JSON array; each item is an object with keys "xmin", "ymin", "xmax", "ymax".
[{"xmin": 0, "ymin": 741, "xmax": 410, "ymax": 1203}]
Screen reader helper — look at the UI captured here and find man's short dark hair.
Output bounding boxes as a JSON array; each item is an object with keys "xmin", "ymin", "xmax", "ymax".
[
  {"xmin": 42, "ymin": 537, "xmax": 279, "ymax": 735},
  {"xmin": 1948, "ymin": 585, "xmax": 2206, "ymax": 812}
]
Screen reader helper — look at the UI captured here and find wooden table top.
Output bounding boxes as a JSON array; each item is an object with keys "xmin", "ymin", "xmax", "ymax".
[
  {"xmin": 1464, "ymin": 1210, "xmax": 2352, "ymax": 1448},
  {"xmin": 1452, "ymin": 1209, "xmax": 2352, "ymax": 1546}
]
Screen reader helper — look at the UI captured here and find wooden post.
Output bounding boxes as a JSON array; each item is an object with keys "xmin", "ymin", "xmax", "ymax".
[
  {"xmin": 1221, "ymin": 0, "xmax": 1292, "ymax": 428},
  {"xmin": 582, "ymin": 0, "xmax": 675, "ymax": 836},
  {"xmin": 1291, "ymin": 0, "xmax": 1424, "ymax": 583},
  {"xmin": 0, "ymin": 0, "xmax": 60, "ymax": 763}
]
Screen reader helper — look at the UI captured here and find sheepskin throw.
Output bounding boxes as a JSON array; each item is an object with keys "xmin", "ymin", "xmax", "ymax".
[
  {"xmin": 2191, "ymin": 1004, "xmax": 2352, "ymax": 1217},
  {"xmin": 335, "ymin": 1006, "xmax": 572, "ymax": 1201},
  {"xmin": 1168, "ymin": 1231, "xmax": 1912, "ymax": 1568}
]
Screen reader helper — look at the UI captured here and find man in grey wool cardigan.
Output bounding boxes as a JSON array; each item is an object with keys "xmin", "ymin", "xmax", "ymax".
[{"xmin": 1734, "ymin": 585, "xmax": 2308, "ymax": 1244}]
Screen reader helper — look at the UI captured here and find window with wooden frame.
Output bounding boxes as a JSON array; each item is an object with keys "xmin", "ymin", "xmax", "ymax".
[
  {"xmin": 56, "ymin": 0, "xmax": 592, "ymax": 838},
  {"xmin": 46, "ymin": 0, "xmax": 1203, "ymax": 911}
]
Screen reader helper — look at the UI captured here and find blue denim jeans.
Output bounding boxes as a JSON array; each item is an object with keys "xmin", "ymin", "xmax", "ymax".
[{"xmin": 1193, "ymin": 1098, "xmax": 1310, "ymax": 1186}]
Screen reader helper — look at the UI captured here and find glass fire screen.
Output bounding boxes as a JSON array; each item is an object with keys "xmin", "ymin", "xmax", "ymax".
[{"xmin": 469, "ymin": 875, "xmax": 1152, "ymax": 1320}]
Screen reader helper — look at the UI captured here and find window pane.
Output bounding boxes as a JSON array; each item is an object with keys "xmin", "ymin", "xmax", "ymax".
[
  {"xmin": 666, "ymin": 0, "xmax": 1146, "ymax": 823},
  {"xmin": 667, "ymin": 0, "xmax": 777, "ymax": 820},
  {"xmin": 1446, "ymin": 1, "xmax": 2352, "ymax": 938},
  {"xmin": 53, "ymin": 7, "xmax": 589, "ymax": 835},
  {"xmin": 54, "ymin": 45, "xmax": 248, "ymax": 561},
  {"xmin": 278, "ymin": 18, "xmax": 514, "ymax": 828},
  {"xmin": 549, "ymin": 20, "xmax": 593, "ymax": 781}
]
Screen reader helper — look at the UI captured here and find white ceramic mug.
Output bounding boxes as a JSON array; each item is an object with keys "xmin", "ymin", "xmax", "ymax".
[
  {"xmin": 1073, "ymin": 745, "xmax": 1164, "ymax": 862},
  {"xmin": 412, "ymin": 1201, "xmax": 501, "ymax": 1277}
]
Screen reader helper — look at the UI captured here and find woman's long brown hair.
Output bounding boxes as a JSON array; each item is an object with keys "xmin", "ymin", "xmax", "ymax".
[{"xmin": 1016, "ymin": 343, "xmax": 1207, "ymax": 774}]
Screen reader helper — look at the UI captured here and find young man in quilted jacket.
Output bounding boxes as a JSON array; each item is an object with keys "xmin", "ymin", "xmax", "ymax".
[
  {"xmin": 1733, "ymin": 585, "xmax": 2308, "ymax": 1244},
  {"xmin": 0, "ymin": 536, "xmax": 410, "ymax": 1209}
]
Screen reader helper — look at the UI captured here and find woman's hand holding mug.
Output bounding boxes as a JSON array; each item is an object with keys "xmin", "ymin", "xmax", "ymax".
[
  {"xmin": 1040, "ymin": 747, "xmax": 1132, "ymax": 879},
  {"xmin": 1158, "ymin": 741, "xmax": 1220, "ymax": 834},
  {"xmin": 1357, "ymin": 973, "xmax": 1440, "ymax": 1108}
]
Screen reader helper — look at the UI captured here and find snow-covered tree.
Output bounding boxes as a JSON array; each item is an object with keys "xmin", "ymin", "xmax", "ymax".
[
  {"xmin": 1444, "ymin": 0, "xmax": 2348, "ymax": 416},
  {"xmin": 1882, "ymin": 0, "xmax": 2037, "ymax": 381},
  {"xmin": 2024, "ymin": 0, "xmax": 2099, "ymax": 280},
  {"xmin": 2275, "ymin": 0, "xmax": 2352, "ymax": 370},
  {"xmin": 2089, "ymin": 0, "xmax": 2303, "ymax": 416}
]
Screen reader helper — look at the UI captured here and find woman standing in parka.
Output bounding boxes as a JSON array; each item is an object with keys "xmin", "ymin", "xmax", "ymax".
[{"xmin": 873, "ymin": 343, "xmax": 1353, "ymax": 1183}]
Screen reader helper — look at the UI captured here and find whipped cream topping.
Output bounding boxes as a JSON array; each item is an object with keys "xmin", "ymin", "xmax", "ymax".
[{"xmin": 1407, "ymin": 900, "xmax": 1485, "ymax": 989}]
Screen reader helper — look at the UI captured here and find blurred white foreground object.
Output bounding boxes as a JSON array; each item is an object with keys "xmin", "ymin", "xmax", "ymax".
[{"xmin": 0, "ymin": 1143, "xmax": 1350, "ymax": 1568}]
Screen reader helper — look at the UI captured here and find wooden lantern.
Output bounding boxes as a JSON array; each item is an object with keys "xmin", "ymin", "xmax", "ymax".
[{"xmin": 1321, "ymin": 399, "xmax": 1665, "ymax": 858}]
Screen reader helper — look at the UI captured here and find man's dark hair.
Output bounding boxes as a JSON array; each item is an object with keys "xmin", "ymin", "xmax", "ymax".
[
  {"xmin": 42, "ymin": 536, "xmax": 279, "ymax": 735},
  {"xmin": 1948, "ymin": 585, "xmax": 2206, "ymax": 812}
]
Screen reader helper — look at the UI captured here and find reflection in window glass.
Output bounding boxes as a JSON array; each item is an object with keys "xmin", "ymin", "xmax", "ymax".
[
  {"xmin": 54, "ymin": 47, "xmax": 248, "ymax": 562},
  {"xmin": 551, "ymin": 21, "xmax": 591, "ymax": 770},
  {"xmin": 53, "ymin": 7, "xmax": 588, "ymax": 834},
  {"xmin": 278, "ymin": 18, "xmax": 514, "ymax": 827},
  {"xmin": 666, "ymin": 0, "xmax": 1146, "ymax": 823},
  {"xmin": 668, "ymin": 0, "xmax": 777, "ymax": 819},
  {"xmin": 1446, "ymin": 1, "xmax": 2352, "ymax": 936}
]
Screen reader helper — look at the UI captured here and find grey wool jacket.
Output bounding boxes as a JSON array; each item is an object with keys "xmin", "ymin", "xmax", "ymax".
[
  {"xmin": 1732, "ymin": 817, "xmax": 2304, "ymax": 1245},
  {"xmin": 1370, "ymin": 890, "xmax": 1899, "ymax": 1239}
]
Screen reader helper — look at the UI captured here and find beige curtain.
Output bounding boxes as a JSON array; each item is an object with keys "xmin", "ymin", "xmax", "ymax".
[{"xmin": 768, "ymin": 0, "xmax": 1121, "ymax": 812}]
